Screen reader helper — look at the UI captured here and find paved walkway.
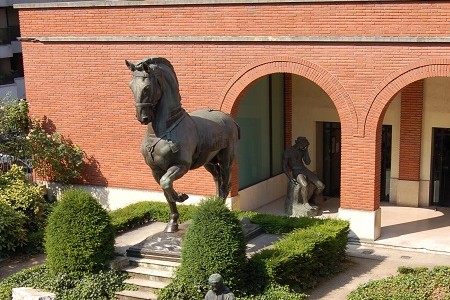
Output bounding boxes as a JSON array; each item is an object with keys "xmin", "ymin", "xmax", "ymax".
[
  {"xmin": 0, "ymin": 254, "xmax": 46, "ymax": 281},
  {"xmin": 1, "ymin": 200, "xmax": 450, "ymax": 299}
]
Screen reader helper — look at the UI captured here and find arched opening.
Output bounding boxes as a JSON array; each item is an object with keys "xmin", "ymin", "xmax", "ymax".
[
  {"xmin": 376, "ymin": 77, "xmax": 450, "ymax": 250},
  {"xmin": 381, "ymin": 77, "xmax": 450, "ymax": 208},
  {"xmin": 235, "ymin": 73, "xmax": 341, "ymax": 215}
]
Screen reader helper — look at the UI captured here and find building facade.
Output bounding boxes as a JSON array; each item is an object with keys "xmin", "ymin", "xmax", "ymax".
[
  {"xmin": 0, "ymin": 3, "xmax": 24, "ymax": 99},
  {"xmin": 15, "ymin": 0, "xmax": 450, "ymax": 240}
]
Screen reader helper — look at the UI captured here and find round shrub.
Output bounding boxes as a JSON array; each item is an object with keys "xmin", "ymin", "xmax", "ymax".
[
  {"xmin": 45, "ymin": 189, "xmax": 115, "ymax": 276},
  {"xmin": 0, "ymin": 202, "xmax": 27, "ymax": 257},
  {"xmin": 0, "ymin": 165, "xmax": 45, "ymax": 231},
  {"xmin": 159, "ymin": 196, "xmax": 247, "ymax": 300}
]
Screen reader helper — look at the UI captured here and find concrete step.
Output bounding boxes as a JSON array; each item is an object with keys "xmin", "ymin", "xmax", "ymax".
[
  {"xmin": 127, "ymin": 256, "xmax": 180, "ymax": 272},
  {"xmin": 123, "ymin": 266, "xmax": 174, "ymax": 283},
  {"xmin": 124, "ymin": 277, "xmax": 169, "ymax": 293},
  {"xmin": 126, "ymin": 250, "xmax": 181, "ymax": 262},
  {"xmin": 115, "ymin": 290, "xmax": 157, "ymax": 300}
]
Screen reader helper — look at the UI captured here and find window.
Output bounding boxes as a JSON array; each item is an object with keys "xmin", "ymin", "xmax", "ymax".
[{"xmin": 237, "ymin": 74, "xmax": 285, "ymax": 189}]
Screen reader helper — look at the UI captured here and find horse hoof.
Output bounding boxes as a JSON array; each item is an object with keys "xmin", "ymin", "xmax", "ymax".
[
  {"xmin": 164, "ymin": 223, "xmax": 179, "ymax": 233},
  {"xmin": 176, "ymin": 193, "xmax": 189, "ymax": 202}
]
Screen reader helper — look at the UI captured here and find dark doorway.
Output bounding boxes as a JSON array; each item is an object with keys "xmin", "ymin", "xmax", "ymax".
[
  {"xmin": 323, "ymin": 122, "xmax": 341, "ymax": 197},
  {"xmin": 430, "ymin": 128, "xmax": 450, "ymax": 207},
  {"xmin": 381, "ymin": 125, "xmax": 392, "ymax": 202}
]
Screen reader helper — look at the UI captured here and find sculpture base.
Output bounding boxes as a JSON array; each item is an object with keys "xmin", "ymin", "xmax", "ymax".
[
  {"xmin": 240, "ymin": 217, "xmax": 264, "ymax": 242},
  {"xmin": 285, "ymin": 180, "xmax": 321, "ymax": 217},
  {"xmin": 126, "ymin": 222, "xmax": 189, "ymax": 261},
  {"xmin": 126, "ymin": 219, "xmax": 263, "ymax": 260}
]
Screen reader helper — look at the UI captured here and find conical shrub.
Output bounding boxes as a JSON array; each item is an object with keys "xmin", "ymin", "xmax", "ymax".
[
  {"xmin": 159, "ymin": 196, "xmax": 247, "ymax": 299},
  {"xmin": 45, "ymin": 189, "xmax": 115, "ymax": 276}
]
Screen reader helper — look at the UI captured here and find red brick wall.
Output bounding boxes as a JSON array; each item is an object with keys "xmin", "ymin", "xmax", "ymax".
[
  {"xmin": 399, "ymin": 81, "xmax": 424, "ymax": 181},
  {"xmin": 17, "ymin": 1, "xmax": 450, "ymax": 210},
  {"xmin": 18, "ymin": 2, "xmax": 450, "ymax": 38}
]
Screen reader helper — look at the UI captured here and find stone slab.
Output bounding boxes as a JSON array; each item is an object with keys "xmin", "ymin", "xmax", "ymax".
[{"xmin": 12, "ymin": 287, "xmax": 55, "ymax": 300}]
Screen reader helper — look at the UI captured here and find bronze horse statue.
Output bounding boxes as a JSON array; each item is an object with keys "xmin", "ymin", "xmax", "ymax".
[{"xmin": 125, "ymin": 57, "xmax": 240, "ymax": 232}]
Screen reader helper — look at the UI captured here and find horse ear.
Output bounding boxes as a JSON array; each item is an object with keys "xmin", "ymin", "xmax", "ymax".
[
  {"xmin": 142, "ymin": 62, "xmax": 151, "ymax": 74},
  {"xmin": 125, "ymin": 60, "xmax": 136, "ymax": 71}
]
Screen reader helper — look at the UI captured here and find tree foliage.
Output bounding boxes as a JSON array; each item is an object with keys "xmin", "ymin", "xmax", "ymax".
[{"xmin": 0, "ymin": 96, "xmax": 85, "ymax": 183}]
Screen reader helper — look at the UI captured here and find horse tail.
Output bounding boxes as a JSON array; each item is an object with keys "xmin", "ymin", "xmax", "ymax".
[{"xmin": 233, "ymin": 120, "xmax": 241, "ymax": 140}]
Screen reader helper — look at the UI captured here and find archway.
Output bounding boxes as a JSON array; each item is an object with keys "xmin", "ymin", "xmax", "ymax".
[{"xmin": 219, "ymin": 57, "xmax": 349, "ymax": 214}]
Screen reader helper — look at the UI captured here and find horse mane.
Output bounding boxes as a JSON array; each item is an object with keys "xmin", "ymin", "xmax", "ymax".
[{"xmin": 135, "ymin": 57, "xmax": 179, "ymax": 87}]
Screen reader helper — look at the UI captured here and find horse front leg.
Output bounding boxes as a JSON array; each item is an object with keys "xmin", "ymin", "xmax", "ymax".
[{"xmin": 160, "ymin": 165, "xmax": 189, "ymax": 232}]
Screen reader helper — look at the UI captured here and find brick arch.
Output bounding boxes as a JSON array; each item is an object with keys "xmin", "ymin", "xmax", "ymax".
[
  {"xmin": 218, "ymin": 56, "xmax": 356, "ymax": 198},
  {"xmin": 218, "ymin": 56, "xmax": 357, "ymax": 132},
  {"xmin": 363, "ymin": 59, "xmax": 450, "ymax": 137}
]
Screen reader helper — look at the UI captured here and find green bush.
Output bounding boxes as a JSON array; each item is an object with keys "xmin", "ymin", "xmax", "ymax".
[
  {"xmin": 17, "ymin": 230, "xmax": 45, "ymax": 255},
  {"xmin": 0, "ymin": 202, "xmax": 27, "ymax": 257},
  {"xmin": 237, "ymin": 284, "xmax": 307, "ymax": 300},
  {"xmin": 0, "ymin": 165, "xmax": 46, "ymax": 231},
  {"xmin": 348, "ymin": 266, "xmax": 450, "ymax": 300},
  {"xmin": 110, "ymin": 201, "xmax": 197, "ymax": 233},
  {"xmin": 0, "ymin": 264, "xmax": 128, "ymax": 300},
  {"xmin": 251, "ymin": 218, "xmax": 349, "ymax": 291},
  {"xmin": 45, "ymin": 189, "xmax": 115, "ymax": 276},
  {"xmin": 235, "ymin": 210, "xmax": 322, "ymax": 234},
  {"xmin": 159, "ymin": 197, "xmax": 247, "ymax": 300}
]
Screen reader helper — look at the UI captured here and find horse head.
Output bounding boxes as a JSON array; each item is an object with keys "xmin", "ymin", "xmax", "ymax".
[{"xmin": 126, "ymin": 60, "xmax": 163, "ymax": 125}]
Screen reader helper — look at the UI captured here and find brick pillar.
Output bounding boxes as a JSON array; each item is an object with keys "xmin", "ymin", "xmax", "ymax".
[
  {"xmin": 339, "ymin": 127, "xmax": 381, "ymax": 241},
  {"xmin": 397, "ymin": 80, "xmax": 424, "ymax": 207}
]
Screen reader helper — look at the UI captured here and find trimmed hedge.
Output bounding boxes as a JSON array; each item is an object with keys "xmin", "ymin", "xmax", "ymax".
[
  {"xmin": 235, "ymin": 210, "xmax": 323, "ymax": 234},
  {"xmin": 45, "ymin": 189, "xmax": 115, "ymax": 276},
  {"xmin": 251, "ymin": 218, "xmax": 349, "ymax": 291},
  {"xmin": 0, "ymin": 202, "xmax": 27, "ymax": 257},
  {"xmin": 159, "ymin": 197, "xmax": 247, "ymax": 300},
  {"xmin": 109, "ymin": 201, "xmax": 197, "ymax": 233}
]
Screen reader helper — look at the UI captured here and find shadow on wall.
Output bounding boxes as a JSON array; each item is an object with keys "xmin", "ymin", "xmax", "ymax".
[
  {"xmin": 41, "ymin": 116, "xmax": 56, "ymax": 134},
  {"xmin": 82, "ymin": 154, "xmax": 110, "ymax": 209},
  {"xmin": 45, "ymin": 154, "xmax": 111, "ymax": 210}
]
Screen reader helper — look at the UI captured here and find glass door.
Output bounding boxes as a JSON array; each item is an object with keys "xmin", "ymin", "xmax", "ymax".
[
  {"xmin": 430, "ymin": 128, "xmax": 450, "ymax": 207},
  {"xmin": 323, "ymin": 122, "xmax": 341, "ymax": 197},
  {"xmin": 381, "ymin": 125, "xmax": 392, "ymax": 202}
]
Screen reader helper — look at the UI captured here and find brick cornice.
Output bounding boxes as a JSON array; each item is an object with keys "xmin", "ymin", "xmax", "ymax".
[
  {"xmin": 14, "ymin": 0, "xmax": 426, "ymax": 9},
  {"xmin": 19, "ymin": 36, "xmax": 450, "ymax": 44}
]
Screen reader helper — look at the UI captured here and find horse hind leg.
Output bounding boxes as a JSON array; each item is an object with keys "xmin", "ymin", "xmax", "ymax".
[
  {"xmin": 215, "ymin": 148, "xmax": 235, "ymax": 201},
  {"xmin": 204, "ymin": 162, "xmax": 222, "ymax": 197}
]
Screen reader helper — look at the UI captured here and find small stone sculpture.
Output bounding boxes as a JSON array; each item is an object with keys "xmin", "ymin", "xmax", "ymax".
[
  {"xmin": 282, "ymin": 136, "xmax": 325, "ymax": 217},
  {"xmin": 204, "ymin": 273, "xmax": 235, "ymax": 300}
]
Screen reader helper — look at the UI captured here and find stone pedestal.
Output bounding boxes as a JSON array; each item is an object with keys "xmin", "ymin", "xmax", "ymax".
[
  {"xmin": 126, "ymin": 220, "xmax": 263, "ymax": 259},
  {"xmin": 285, "ymin": 180, "xmax": 319, "ymax": 217},
  {"xmin": 126, "ymin": 222, "xmax": 189, "ymax": 260}
]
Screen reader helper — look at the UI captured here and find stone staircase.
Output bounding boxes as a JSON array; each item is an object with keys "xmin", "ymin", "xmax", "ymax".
[
  {"xmin": 113, "ymin": 219, "xmax": 264, "ymax": 300},
  {"xmin": 114, "ymin": 255, "xmax": 180, "ymax": 300}
]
